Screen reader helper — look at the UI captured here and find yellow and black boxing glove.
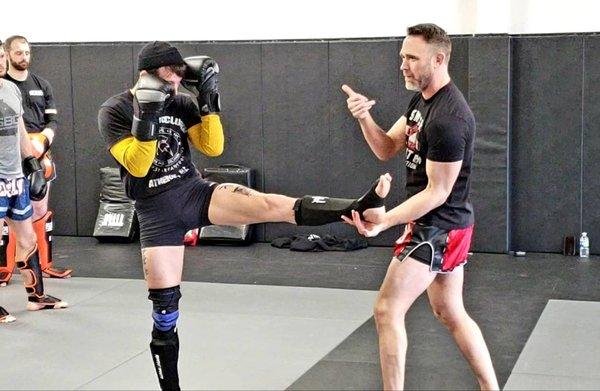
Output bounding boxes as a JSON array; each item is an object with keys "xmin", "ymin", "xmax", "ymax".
[{"xmin": 182, "ymin": 56, "xmax": 221, "ymax": 115}]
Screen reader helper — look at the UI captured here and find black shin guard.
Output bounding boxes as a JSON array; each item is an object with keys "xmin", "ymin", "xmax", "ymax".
[
  {"xmin": 16, "ymin": 245, "xmax": 44, "ymax": 300},
  {"xmin": 150, "ymin": 328, "xmax": 180, "ymax": 391},
  {"xmin": 149, "ymin": 286, "xmax": 182, "ymax": 391},
  {"xmin": 294, "ymin": 179, "xmax": 384, "ymax": 226}
]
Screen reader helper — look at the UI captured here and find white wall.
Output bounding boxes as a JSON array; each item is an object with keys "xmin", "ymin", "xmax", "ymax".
[
  {"xmin": 1, "ymin": 0, "xmax": 599, "ymax": 43},
  {"xmin": 508, "ymin": 0, "xmax": 600, "ymax": 34}
]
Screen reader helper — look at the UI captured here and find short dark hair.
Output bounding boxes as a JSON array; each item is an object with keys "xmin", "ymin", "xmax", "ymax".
[
  {"xmin": 147, "ymin": 64, "xmax": 186, "ymax": 79},
  {"xmin": 4, "ymin": 35, "xmax": 29, "ymax": 51},
  {"xmin": 407, "ymin": 23, "xmax": 451, "ymax": 60}
]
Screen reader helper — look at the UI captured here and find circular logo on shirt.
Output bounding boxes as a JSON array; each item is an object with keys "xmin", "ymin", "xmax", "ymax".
[{"xmin": 154, "ymin": 127, "xmax": 183, "ymax": 169}]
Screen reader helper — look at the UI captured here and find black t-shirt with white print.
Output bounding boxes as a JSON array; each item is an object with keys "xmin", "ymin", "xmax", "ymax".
[
  {"xmin": 4, "ymin": 72, "xmax": 58, "ymax": 132},
  {"xmin": 404, "ymin": 82, "xmax": 475, "ymax": 230},
  {"xmin": 98, "ymin": 91, "xmax": 201, "ymax": 200}
]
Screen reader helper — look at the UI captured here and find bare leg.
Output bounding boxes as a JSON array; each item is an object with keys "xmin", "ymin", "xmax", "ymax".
[
  {"xmin": 142, "ymin": 246, "xmax": 185, "ymax": 289},
  {"xmin": 427, "ymin": 267, "xmax": 499, "ymax": 390},
  {"xmin": 31, "ymin": 182, "xmax": 49, "ymax": 221},
  {"xmin": 374, "ymin": 257, "xmax": 437, "ymax": 390},
  {"xmin": 208, "ymin": 173, "xmax": 392, "ymax": 226},
  {"xmin": 8, "ymin": 218, "xmax": 37, "ymax": 269},
  {"xmin": 208, "ymin": 184, "xmax": 296, "ymax": 226}
]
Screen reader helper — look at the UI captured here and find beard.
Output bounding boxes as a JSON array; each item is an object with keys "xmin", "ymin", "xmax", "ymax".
[
  {"xmin": 404, "ymin": 65, "xmax": 434, "ymax": 92},
  {"xmin": 10, "ymin": 58, "xmax": 29, "ymax": 71},
  {"xmin": 405, "ymin": 79, "xmax": 420, "ymax": 91},
  {"xmin": 404, "ymin": 71, "xmax": 432, "ymax": 92}
]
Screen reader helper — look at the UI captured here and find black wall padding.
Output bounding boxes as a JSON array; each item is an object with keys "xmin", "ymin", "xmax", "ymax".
[
  {"xmin": 190, "ymin": 43, "xmax": 266, "ymax": 242},
  {"xmin": 328, "ymin": 39, "xmax": 407, "ymax": 246},
  {"xmin": 261, "ymin": 42, "xmax": 331, "ymax": 240},
  {"xmin": 450, "ymin": 37, "xmax": 470, "ymax": 95},
  {"xmin": 31, "ymin": 45, "xmax": 77, "ymax": 235},
  {"xmin": 511, "ymin": 36, "xmax": 583, "ymax": 252},
  {"xmin": 583, "ymin": 36, "xmax": 600, "ymax": 254},
  {"xmin": 71, "ymin": 44, "xmax": 135, "ymax": 235},
  {"xmin": 131, "ymin": 43, "xmax": 145, "ymax": 81},
  {"xmin": 468, "ymin": 36, "xmax": 510, "ymax": 253}
]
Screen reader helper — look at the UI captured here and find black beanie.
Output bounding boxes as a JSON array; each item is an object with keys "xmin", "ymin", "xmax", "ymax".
[{"xmin": 138, "ymin": 41, "xmax": 185, "ymax": 71}]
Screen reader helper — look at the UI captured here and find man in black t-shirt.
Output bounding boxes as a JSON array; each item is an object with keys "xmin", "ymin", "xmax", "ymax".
[
  {"xmin": 342, "ymin": 24, "xmax": 498, "ymax": 390},
  {"xmin": 3, "ymin": 35, "xmax": 72, "ymax": 280},
  {"xmin": 98, "ymin": 41, "xmax": 391, "ymax": 391}
]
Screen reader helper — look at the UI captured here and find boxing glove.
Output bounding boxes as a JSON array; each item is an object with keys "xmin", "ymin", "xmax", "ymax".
[
  {"xmin": 132, "ymin": 73, "xmax": 175, "ymax": 141},
  {"xmin": 182, "ymin": 56, "xmax": 221, "ymax": 115},
  {"xmin": 22, "ymin": 156, "xmax": 47, "ymax": 201}
]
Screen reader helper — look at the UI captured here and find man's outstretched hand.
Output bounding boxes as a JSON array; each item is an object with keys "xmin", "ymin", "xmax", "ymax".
[{"xmin": 342, "ymin": 173, "xmax": 392, "ymax": 237}]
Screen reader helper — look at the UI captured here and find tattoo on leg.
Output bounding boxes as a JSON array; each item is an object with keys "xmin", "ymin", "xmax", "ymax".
[
  {"xmin": 142, "ymin": 251, "xmax": 149, "ymax": 280},
  {"xmin": 216, "ymin": 183, "xmax": 253, "ymax": 197},
  {"xmin": 233, "ymin": 185, "xmax": 253, "ymax": 196}
]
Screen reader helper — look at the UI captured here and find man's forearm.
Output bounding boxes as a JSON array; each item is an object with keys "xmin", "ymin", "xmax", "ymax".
[
  {"xmin": 19, "ymin": 123, "xmax": 34, "ymax": 157},
  {"xmin": 382, "ymin": 188, "xmax": 448, "ymax": 230},
  {"xmin": 358, "ymin": 116, "xmax": 398, "ymax": 161}
]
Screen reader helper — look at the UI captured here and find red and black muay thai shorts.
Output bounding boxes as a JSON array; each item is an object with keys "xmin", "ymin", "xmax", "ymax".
[
  {"xmin": 135, "ymin": 176, "xmax": 217, "ymax": 248},
  {"xmin": 393, "ymin": 222, "xmax": 474, "ymax": 273}
]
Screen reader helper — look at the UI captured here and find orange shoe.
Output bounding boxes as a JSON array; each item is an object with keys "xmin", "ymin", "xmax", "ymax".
[
  {"xmin": 27, "ymin": 295, "xmax": 69, "ymax": 311},
  {"xmin": 0, "ymin": 306, "xmax": 16, "ymax": 323}
]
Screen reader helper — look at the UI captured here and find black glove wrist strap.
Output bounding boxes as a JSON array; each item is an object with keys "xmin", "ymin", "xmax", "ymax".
[
  {"xmin": 132, "ymin": 117, "xmax": 158, "ymax": 141},
  {"xmin": 22, "ymin": 156, "xmax": 42, "ymax": 176}
]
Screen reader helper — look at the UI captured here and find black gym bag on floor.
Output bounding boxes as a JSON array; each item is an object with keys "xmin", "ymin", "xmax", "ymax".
[{"xmin": 93, "ymin": 167, "xmax": 139, "ymax": 243}]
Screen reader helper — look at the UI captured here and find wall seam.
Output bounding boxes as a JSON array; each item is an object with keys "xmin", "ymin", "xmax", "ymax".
[
  {"xmin": 506, "ymin": 37, "xmax": 513, "ymax": 253},
  {"xmin": 68, "ymin": 46, "xmax": 79, "ymax": 235},
  {"xmin": 580, "ymin": 36, "xmax": 585, "ymax": 234},
  {"xmin": 327, "ymin": 41, "xmax": 332, "ymax": 237},
  {"xmin": 260, "ymin": 43, "xmax": 266, "ymax": 240}
]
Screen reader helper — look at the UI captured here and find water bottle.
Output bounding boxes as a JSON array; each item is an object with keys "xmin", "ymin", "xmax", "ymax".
[{"xmin": 579, "ymin": 232, "xmax": 590, "ymax": 258}]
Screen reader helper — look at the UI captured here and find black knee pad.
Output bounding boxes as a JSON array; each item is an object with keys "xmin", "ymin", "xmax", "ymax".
[{"xmin": 149, "ymin": 285, "xmax": 182, "ymax": 334}]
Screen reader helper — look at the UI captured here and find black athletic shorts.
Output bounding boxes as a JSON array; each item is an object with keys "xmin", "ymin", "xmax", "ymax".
[
  {"xmin": 136, "ymin": 176, "xmax": 217, "ymax": 248},
  {"xmin": 393, "ymin": 222, "xmax": 474, "ymax": 273}
]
